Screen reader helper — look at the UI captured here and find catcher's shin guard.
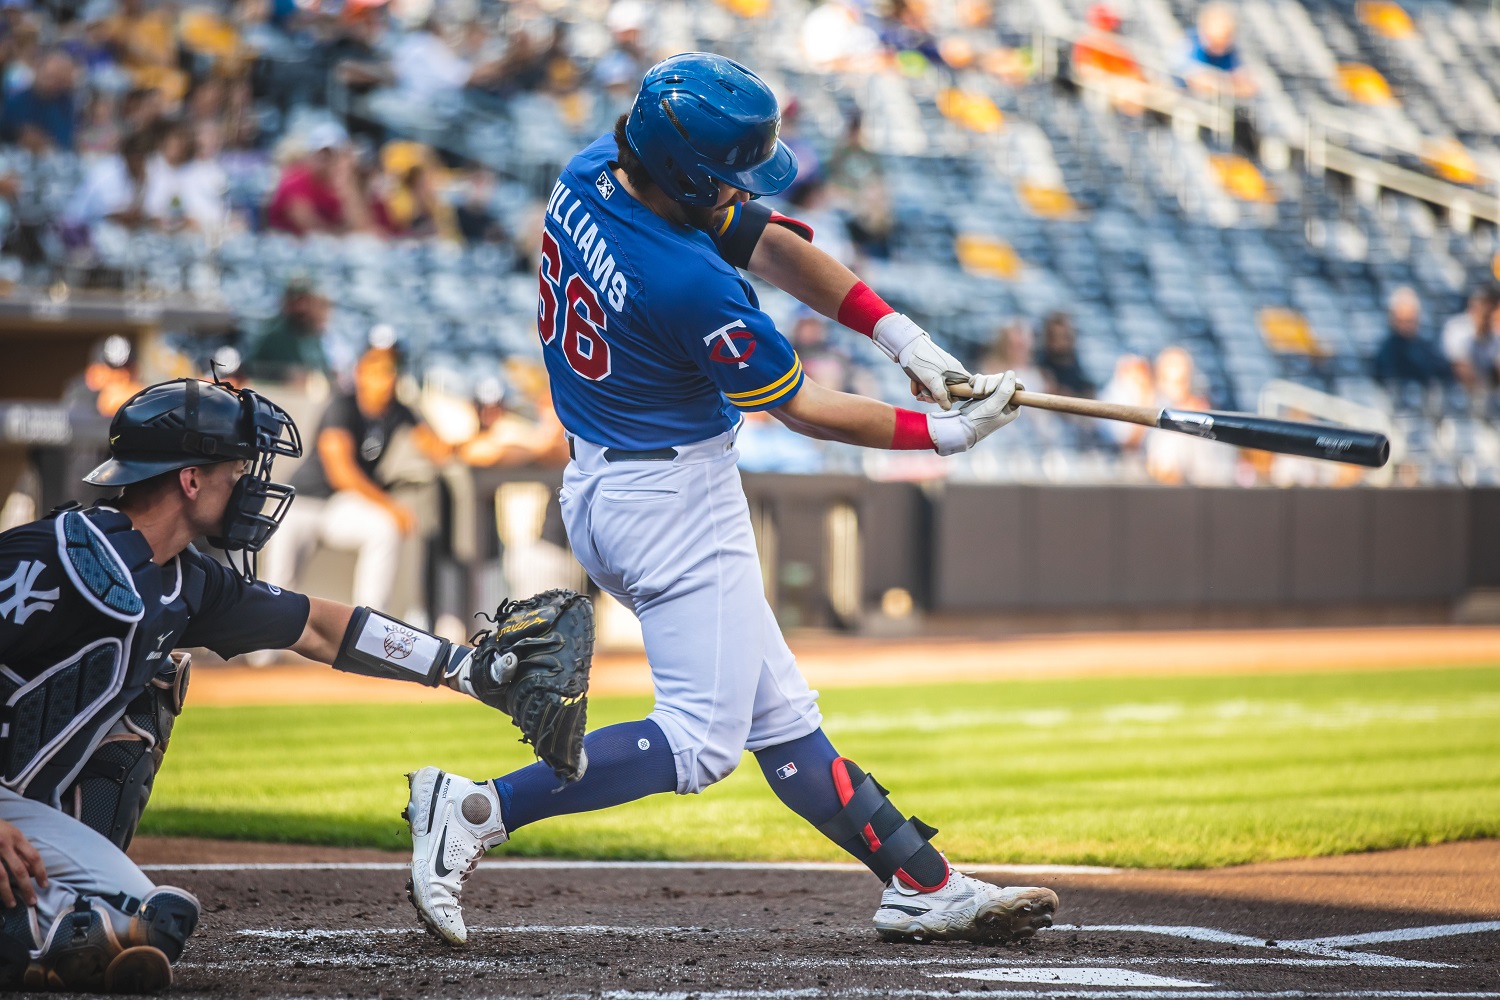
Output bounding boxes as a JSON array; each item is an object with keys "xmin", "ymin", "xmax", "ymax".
[
  {"xmin": 821, "ymin": 758, "xmax": 949, "ymax": 891},
  {"xmin": 24, "ymin": 887, "xmax": 197, "ymax": 993}
]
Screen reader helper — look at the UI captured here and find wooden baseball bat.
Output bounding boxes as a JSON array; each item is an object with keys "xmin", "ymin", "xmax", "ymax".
[{"xmin": 947, "ymin": 384, "xmax": 1390, "ymax": 468}]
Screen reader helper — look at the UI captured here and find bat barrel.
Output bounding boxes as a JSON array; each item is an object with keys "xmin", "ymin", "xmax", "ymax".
[{"xmin": 1159, "ymin": 410, "xmax": 1390, "ymax": 468}]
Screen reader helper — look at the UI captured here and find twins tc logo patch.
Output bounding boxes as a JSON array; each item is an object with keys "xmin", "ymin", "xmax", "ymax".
[
  {"xmin": 596, "ymin": 171, "xmax": 616, "ymax": 200},
  {"xmin": 775, "ymin": 762, "xmax": 798, "ymax": 780},
  {"xmin": 383, "ymin": 624, "xmax": 418, "ymax": 659},
  {"xmin": 704, "ymin": 320, "xmax": 757, "ymax": 369}
]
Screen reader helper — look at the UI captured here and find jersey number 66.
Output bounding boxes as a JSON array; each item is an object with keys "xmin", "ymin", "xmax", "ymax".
[{"xmin": 538, "ymin": 231, "xmax": 612, "ymax": 381}]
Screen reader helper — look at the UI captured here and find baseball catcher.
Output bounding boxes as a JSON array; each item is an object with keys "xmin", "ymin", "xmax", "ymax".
[{"xmin": 0, "ymin": 375, "xmax": 591, "ymax": 992}]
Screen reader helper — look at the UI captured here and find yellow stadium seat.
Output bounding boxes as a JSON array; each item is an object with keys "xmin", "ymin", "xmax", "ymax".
[
  {"xmin": 1421, "ymin": 138, "xmax": 1480, "ymax": 185},
  {"xmin": 936, "ymin": 88, "xmax": 1004, "ymax": 132},
  {"xmin": 1209, "ymin": 154, "xmax": 1274, "ymax": 202},
  {"xmin": 1259, "ymin": 308, "xmax": 1328, "ymax": 356},
  {"xmin": 715, "ymin": 0, "xmax": 770, "ymax": 17},
  {"xmin": 1355, "ymin": 0, "xmax": 1415, "ymax": 39},
  {"xmin": 1017, "ymin": 183, "xmax": 1078, "ymax": 219},
  {"xmin": 954, "ymin": 234, "xmax": 1022, "ymax": 280},
  {"xmin": 1337, "ymin": 64, "xmax": 1396, "ymax": 106}
]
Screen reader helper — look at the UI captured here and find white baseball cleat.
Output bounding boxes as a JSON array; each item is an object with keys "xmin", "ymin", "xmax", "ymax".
[
  {"xmin": 404, "ymin": 766, "xmax": 508, "ymax": 945},
  {"xmin": 872, "ymin": 870, "xmax": 1058, "ymax": 943}
]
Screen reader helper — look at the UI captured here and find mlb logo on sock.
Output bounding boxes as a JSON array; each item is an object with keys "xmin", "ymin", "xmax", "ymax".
[{"xmin": 776, "ymin": 762, "xmax": 798, "ymax": 780}]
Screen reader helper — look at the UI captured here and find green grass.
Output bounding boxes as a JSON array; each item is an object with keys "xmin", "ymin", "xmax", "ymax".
[{"xmin": 143, "ymin": 666, "xmax": 1500, "ymax": 868}]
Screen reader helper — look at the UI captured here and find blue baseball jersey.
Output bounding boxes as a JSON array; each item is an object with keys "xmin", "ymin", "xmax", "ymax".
[{"xmin": 537, "ymin": 135, "xmax": 804, "ymax": 451}]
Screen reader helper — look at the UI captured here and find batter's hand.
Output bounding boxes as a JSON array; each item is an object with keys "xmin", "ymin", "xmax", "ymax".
[
  {"xmin": 0, "ymin": 819, "xmax": 47, "ymax": 908},
  {"xmin": 872, "ymin": 314, "xmax": 971, "ymax": 411},
  {"xmin": 927, "ymin": 371, "xmax": 1022, "ymax": 455}
]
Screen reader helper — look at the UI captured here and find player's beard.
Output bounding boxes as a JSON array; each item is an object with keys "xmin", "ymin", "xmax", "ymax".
[{"xmin": 681, "ymin": 203, "xmax": 722, "ymax": 233}]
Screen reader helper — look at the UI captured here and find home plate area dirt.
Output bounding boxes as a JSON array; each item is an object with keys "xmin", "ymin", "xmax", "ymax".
[{"xmin": 132, "ymin": 841, "xmax": 1500, "ymax": 999}]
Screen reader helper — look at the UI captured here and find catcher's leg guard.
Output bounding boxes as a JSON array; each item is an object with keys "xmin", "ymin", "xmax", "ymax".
[
  {"xmin": 821, "ymin": 758, "xmax": 949, "ymax": 891},
  {"xmin": 25, "ymin": 887, "xmax": 198, "ymax": 993}
]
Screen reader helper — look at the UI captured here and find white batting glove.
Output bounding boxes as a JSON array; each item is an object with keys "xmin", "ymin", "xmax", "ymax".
[
  {"xmin": 926, "ymin": 371, "xmax": 1022, "ymax": 456},
  {"xmin": 873, "ymin": 313, "xmax": 972, "ymax": 411}
]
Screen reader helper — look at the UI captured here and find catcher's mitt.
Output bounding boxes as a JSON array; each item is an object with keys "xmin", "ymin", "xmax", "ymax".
[{"xmin": 466, "ymin": 589, "xmax": 594, "ymax": 783}]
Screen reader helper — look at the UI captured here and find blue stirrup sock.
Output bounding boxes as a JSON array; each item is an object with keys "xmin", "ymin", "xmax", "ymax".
[
  {"xmin": 495, "ymin": 720, "xmax": 677, "ymax": 832},
  {"xmin": 755, "ymin": 728, "xmax": 949, "ymax": 890}
]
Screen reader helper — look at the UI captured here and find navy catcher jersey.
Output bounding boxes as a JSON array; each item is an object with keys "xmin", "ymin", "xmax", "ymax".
[{"xmin": 539, "ymin": 135, "xmax": 805, "ymax": 450}]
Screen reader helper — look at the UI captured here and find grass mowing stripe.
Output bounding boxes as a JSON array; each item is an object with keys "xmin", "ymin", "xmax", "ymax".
[{"xmin": 143, "ymin": 666, "xmax": 1500, "ymax": 868}]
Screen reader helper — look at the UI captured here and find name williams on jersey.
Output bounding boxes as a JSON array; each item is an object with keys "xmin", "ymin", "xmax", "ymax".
[{"xmin": 545, "ymin": 179, "xmax": 630, "ymax": 312}]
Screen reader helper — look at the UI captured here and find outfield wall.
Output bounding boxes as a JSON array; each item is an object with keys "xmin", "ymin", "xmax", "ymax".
[{"xmin": 734, "ymin": 477, "xmax": 1493, "ymax": 625}]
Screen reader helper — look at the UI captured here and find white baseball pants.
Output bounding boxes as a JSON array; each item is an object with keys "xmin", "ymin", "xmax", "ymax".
[
  {"xmin": 560, "ymin": 430, "xmax": 823, "ymax": 794},
  {"xmin": 0, "ymin": 786, "xmax": 158, "ymax": 943}
]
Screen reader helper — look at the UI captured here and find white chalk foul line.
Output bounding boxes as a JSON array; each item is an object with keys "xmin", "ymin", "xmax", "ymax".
[
  {"xmin": 138, "ymin": 859, "xmax": 1118, "ymax": 875},
  {"xmin": 1044, "ymin": 923, "xmax": 1465, "ymax": 969},
  {"xmin": 585, "ymin": 990, "xmax": 1500, "ymax": 999},
  {"xmin": 1287, "ymin": 921, "xmax": 1500, "ymax": 951},
  {"xmin": 238, "ymin": 925, "xmax": 751, "ymax": 940},
  {"xmin": 936, "ymin": 967, "xmax": 1215, "ymax": 987}
]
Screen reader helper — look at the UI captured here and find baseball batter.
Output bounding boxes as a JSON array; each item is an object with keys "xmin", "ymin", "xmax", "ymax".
[{"xmin": 406, "ymin": 53, "xmax": 1057, "ymax": 946}]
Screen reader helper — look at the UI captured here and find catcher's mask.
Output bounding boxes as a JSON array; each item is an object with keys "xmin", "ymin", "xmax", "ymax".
[{"xmin": 85, "ymin": 375, "xmax": 303, "ymax": 581}]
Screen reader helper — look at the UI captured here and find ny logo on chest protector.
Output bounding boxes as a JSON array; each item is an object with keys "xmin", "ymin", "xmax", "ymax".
[{"xmin": 0, "ymin": 560, "xmax": 61, "ymax": 624}]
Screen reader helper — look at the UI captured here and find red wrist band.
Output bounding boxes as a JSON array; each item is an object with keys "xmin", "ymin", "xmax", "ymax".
[
  {"xmin": 837, "ymin": 281, "xmax": 895, "ymax": 337},
  {"xmin": 891, "ymin": 407, "xmax": 933, "ymax": 451}
]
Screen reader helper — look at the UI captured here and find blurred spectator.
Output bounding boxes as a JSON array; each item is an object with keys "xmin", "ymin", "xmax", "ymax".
[
  {"xmin": 459, "ymin": 375, "xmax": 567, "ymax": 467},
  {"xmin": 1147, "ymin": 346, "xmax": 1232, "ymax": 485},
  {"xmin": 1176, "ymin": 2, "xmax": 1256, "ymax": 99},
  {"xmin": 594, "ymin": 0, "xmax": 651, "ymax": 109},
  {"xmin": 264, "ymin": 122, "xmax": 377, "ymax": 236},
  {"xmin": 1036, "ymin": 311, "xmax": 1096, "ymax": 397},
  {"xmin": 2, "ymin": 49, "xmax": 78, "ymax": 152},
  {"xmin": 264, "ymin": 344, "xmax": 453, "ymax": 611},
  {"xmin": 64, "ymin": 334, "xmax": 143, "ymax": 418},
  {"xmin": 980, "ymin": 319, "xmax": 1045, "ymax": 391},
  {"xmin": 1070, "ymin": 3, "xmax": 1146, "ymax": 113},
  {"xmin": 244, "ymin": 275, "xmax": 329, "ymax": 384},
  {"xmin": 826, "ymin": 111, "xmax": 891, "ymax": 258},
  {"xmin": 1465, "ymin": 303, "xmax": 1500, "ymax": 399},
  {"xmin": 143, "ymin": 118, "xmax": 228, "ymax": 233},
  {"xmin": 791, "ymin": 311, "xmax": 856, "ymax": 392},
  {"xmin": 1442, "ymin": 285, "xmax": 1497, "ymax": 391},
  {"xmin": 455, "ymin": 168, "xmax": 506, "ymax": 245},
  {"xmin": 388, "ymin": 18, "xmax": 508, "ymax": 106},
  {"xmin": 801, "ymin": 0, "xmax": 883, "ymax": 72},
  {"xmin": 119, "ymin": 85, "xmax": 165, "ymax": 133},
  {"xmin": 378, "ymin": 141, "xmax": 459, "ymax": 241},
  {"xmin": 1100, "ymin": 353, "xmax": 1154, "ymax": 450},
  {"xmin": 76, "ymin": 89, "xmax": 122, "ymax": 154},
  {"xmin": 62, "ymin": 127, "xmax": 156, "ymax": 232},
  {"xmin": 101, "ymin": 0, "xmax": 186, "ymax": 104},
  {"xmin": 1374, "ymin": 286, "xmax": 1451, "ymax": 390}
]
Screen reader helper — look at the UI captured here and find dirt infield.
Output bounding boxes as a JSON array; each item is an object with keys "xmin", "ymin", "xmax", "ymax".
[
  {"xmin": 192, "ymin": 625, "xmax": 1500, "ymax": 704},
  {"xmin": 130, "ymin": 839, "xmax": 1500, "ymax": 999}
]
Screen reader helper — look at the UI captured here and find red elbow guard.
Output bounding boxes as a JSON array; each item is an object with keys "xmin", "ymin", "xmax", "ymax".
[{"xmin": 768, "ymin": 210, "xmax": 813, "ymax": 242}]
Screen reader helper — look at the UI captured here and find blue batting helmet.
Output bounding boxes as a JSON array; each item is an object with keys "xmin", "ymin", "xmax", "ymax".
[{"xmin": 625, "ymin": 52, "xmax": 798, "ymax": 207}]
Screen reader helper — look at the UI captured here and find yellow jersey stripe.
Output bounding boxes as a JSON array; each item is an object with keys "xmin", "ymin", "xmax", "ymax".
[
  {"xmin": 729, "ymin": 357, "xmax": 804, "ymax": 408},
  {"xmin": 724, "ymin": 355, "xmax": 801, "ymax": 400}
]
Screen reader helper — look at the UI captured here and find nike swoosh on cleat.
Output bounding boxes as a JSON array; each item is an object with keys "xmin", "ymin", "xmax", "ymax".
[
  {"xmin": 426, "ymin": 772, "xmax": 446, "ymax": 834},
  {"xmin": 882, "ymin": 904, "xmax": 930, "ymax": 916},
  {"xmin": 433, "ymin": 828, "xmax": 453, "ymax": 878}
]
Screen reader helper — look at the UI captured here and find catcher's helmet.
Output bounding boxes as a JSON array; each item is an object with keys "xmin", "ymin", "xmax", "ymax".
[
  {"xmin": 625, "ymin": 52, "xmax": 798, "ymax": 207},
  {"xmin": 85, "ymin": 377, "xmax": 302, "ymax": 580}
]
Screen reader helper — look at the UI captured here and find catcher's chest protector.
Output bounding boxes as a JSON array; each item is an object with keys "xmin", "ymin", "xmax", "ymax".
[{"xmin": 0, "ymin": 508, "xmax": 202, "ymax": 830}]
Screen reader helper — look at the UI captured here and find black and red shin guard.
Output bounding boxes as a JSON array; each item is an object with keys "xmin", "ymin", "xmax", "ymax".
[{"xmin": 820, "ymin": 758, "xmax": 950, "ymax": 891}]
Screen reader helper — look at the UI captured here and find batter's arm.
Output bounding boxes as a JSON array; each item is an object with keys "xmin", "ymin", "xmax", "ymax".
[
  {"xmin": 745, "ymin": 223, "xmax": 857, "ymax": 318},
  {"xmin": 745, "ymin": 225, "xmax": 989, "ymax": 411},
  {"xmin": 772, "ymin": 372, "xmax": 1022, "ymax": 455}
]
